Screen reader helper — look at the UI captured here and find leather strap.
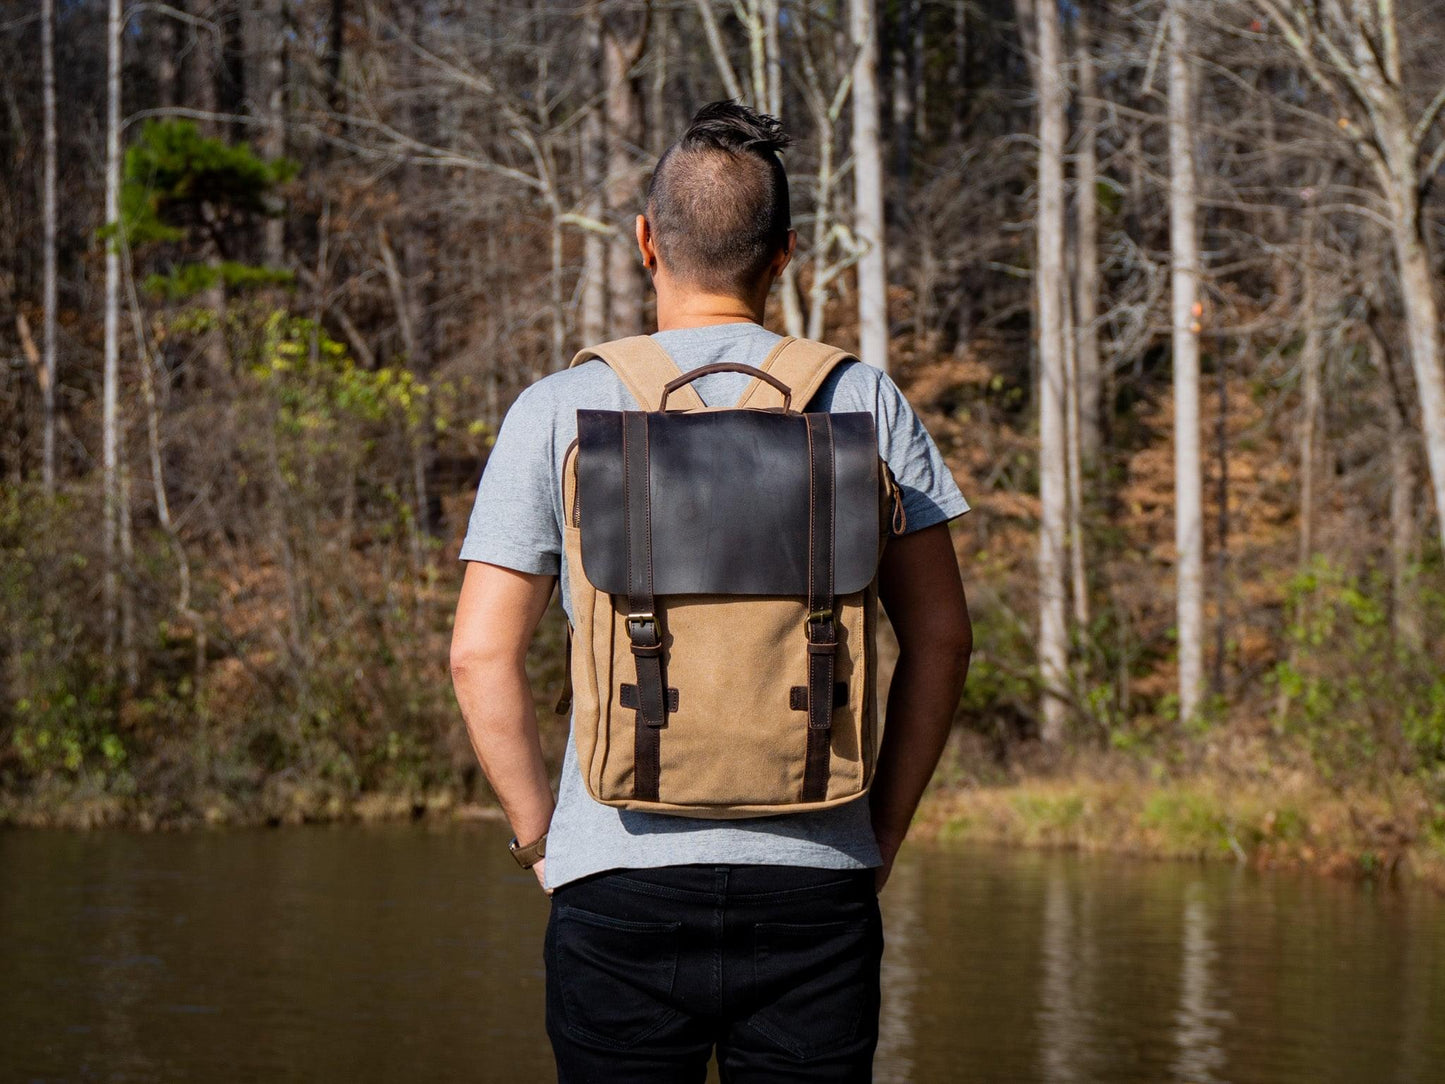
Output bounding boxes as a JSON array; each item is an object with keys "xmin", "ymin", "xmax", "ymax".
[
  {"xmin": 735, "ymin": 337, "xmax": 859, "ymax": 412},
  {"xmin": 508, "ymin": 832, "xmax": 547, "ymax": 869},
  {"xmin": 554, "ymin": 623, "xmax": 573, "ymax": 715},
  {"xmin": 622, "ymin": 410, "xmax": 665, "ymax": 801},
  {"xmin": 571, "ymin": 334, "xmax": 851, "ymax": 413},
  {"xmin": 571, "ymin": 336, "xmax": 706, "ymax": 412},
  {"xmin": 621, "ymin": 683, "xmax": 679, "ymax": 712},
  {"xmin": 802, "ymin": 412, "xmax": 837, "ymax": 802},
  {"xmin": 790, "ymin": 683, "xmax": 847, "ymax": 710}
]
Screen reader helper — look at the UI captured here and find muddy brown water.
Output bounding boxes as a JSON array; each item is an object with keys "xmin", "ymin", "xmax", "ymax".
[{"xmin": 2, "ymin": 822, "xmax": 1442, "ymax": 1082}]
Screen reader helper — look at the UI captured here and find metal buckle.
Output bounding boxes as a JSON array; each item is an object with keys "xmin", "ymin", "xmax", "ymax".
[
  {"xmin": 806, "ymin": 607, "xmax": 833, "ymax": 625},
  {"xmin": 626, "ymin": 611, "xmax": 656, "ymax": 637}
]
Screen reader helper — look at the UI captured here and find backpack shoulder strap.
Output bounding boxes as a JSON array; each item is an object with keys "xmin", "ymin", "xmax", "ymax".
[
  {"xmin": 734, "ymin": 337, "xmax": 859, "ymax": 412},
  {"xmin": 570, "ymin": 335, "xmax": 706, "ymax": 412}
]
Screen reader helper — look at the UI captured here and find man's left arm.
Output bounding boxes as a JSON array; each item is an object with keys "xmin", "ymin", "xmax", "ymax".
[
  {"xmin": 869, "ymin": 523, "xmax": 973, "ymax": 891},
  {"xmin": 450, "ymin": 560, "xmax": 558, "ymax": 891}
]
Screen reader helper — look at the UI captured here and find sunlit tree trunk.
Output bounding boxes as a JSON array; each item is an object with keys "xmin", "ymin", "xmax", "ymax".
[
  {"xmin": 602, "ymin": 4, "xmax": 647, "ymax": 337},
  {"xmin": 103, "ymin": 0, "xmax": 123, "ymax": 658},
  {"xmin": 739, "ymin": 0, "xmax": 803, "ymax": 336},
  {"xmin": 1072, "ymin": 1, "xmax": 1101, "ymax": 467},
  {"xmin": 1019, "ymin": 0, "xmax": 1069, "ymax": 741},
  {"xmin": 41, "ymin": 0, "xmax": 58, "ymax": 494},
  {"xmin": 1168, "ymin": 0, "xmax": 1204, "ymax": 723},
  {"xmin": 1064, "ymin": 252, "xmax": 1088, "ymax": 631},
  {"xmin": 850, "ymin": 0, "xmax": 889, "ymax": 371},
  {"xmin": 1390, "ymin": 216, "xmax": 1445, "ymax": 556},
  {"xmin": 800, "ymin": 41, "xmax": 840, "ymax": 342},
  {"xmin": 580, "ymin": 10, "xmax": 607, "ymax": 345},
  {"xmin": 763, "ymin": 0, "xmax": 781, "ymax": 116}
]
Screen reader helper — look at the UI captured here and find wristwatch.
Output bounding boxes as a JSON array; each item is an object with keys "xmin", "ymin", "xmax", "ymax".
[{"xmin": 508, "ymin": 832, "xmax": 547, "ymax": 869}]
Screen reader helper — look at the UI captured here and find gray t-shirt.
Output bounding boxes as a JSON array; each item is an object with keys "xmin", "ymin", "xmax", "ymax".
[{"xmin": 459, "ymin": 322, "xmax": 970, "ymax": 888}]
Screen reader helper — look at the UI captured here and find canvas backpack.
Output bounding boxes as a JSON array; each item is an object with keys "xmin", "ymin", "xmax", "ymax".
[{"xmin": 555, "ymin": 334, "xmax": 907, "ymax": 818}]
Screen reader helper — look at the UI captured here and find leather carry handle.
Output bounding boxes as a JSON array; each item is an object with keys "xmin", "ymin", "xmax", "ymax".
[{"xmin": 659, "ymin": 363, "xmax": 793, "ymax": 412}]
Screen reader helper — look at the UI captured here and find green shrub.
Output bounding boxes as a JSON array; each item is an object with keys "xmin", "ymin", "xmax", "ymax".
[{"xmin": 1272, "ymin": 557, "xmax": 1445, "ymax": 784}]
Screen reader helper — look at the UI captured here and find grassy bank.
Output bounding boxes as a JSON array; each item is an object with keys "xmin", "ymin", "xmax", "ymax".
[
  {"xmin": 8, "ymin": 760, "xmax": 1444, "ymax": 899},
  {"xmin": 912, "ymin": 773, "xmax": 1445, "ymax": 895}
]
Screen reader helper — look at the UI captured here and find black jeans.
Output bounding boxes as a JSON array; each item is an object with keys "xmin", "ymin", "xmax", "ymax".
[{"xmin": 543, "ymin": 864, "xmax": 883, "ymax": 1083}]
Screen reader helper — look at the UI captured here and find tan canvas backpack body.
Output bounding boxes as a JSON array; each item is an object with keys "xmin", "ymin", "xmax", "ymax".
[{"xmin": 557, "ymin": 334, "xmax": 905, "ymax": 818}]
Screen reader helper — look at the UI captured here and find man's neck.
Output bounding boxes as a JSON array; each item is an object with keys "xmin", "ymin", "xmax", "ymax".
[{"xmin": 655, "ymin": 291, "xmax": 766, "ymax": 331}]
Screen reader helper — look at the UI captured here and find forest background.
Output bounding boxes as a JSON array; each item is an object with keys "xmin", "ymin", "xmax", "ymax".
[{"xmin": 3, "ymin": 0, "xmax": 1445, "ymax": 889}]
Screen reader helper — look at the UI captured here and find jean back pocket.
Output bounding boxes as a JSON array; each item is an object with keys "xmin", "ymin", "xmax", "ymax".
[
  {"xmin": 747, "ymin": 914, "xmax": 880, "ymax": 1060},
  {"xmin": 550, "ymin": 903, "xmax": 682, "ymax": 1049}
]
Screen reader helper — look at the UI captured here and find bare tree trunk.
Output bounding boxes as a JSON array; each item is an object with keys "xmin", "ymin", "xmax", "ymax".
[
  {"xmin": 649, "ymin": 6, "xmax": 670, "ymax": 161},
  {"xmin": 136, "ymin": 306, "xmax": 205, "ymax": 695},
  {"xmin": 1072, "ymin": 1, "xmax": 1101, "ymax": 467},
  {"xmin": 1390, "ymin": 215, "xmax": 1445, "ymax": 558},
  {"xmin": 948, "ymin": 0, "xmax": 968, "ymax": 143},
  {"xmin": 41, "ymin": 0, "xmax": 58, "ymax": 494},
  {"xmin": 693, "ymin": 0, "xmax": 744, "ymax": 102},
  {"xmin": 1297, "ymin": 226, "xmax": 1322, "ymax": 566},
  {"xmin": 889, "ymin": 0, "xmax": 912, "ymax": 181},
  {"xmin": 763, "ymin": 0, "xmax": 781, "ymax": 117},
  {"xmin": 1213, "ymin": 343, "xmax": 1232, "ymax": 699},
  {"xmin": 377, "ymin": 225, "xmax": 429, "ymax": 560},
  {"xmin": 603, "ymin": 5, "xmax": 647, "ymax": 337},
  {"xmin": 189, "ymin": 0, "xmax": 220, "ymax": 133},
  {"xmin": 1064, "ymin": 250, "xmax": 1088, "ymax": 632},
  {"xmin": 800, "ymin": 37, "xmax": 840, "ymax": 341},
  {"xmin": 1251, "ymin": 0, "xmax": 1445, "ymax": 564},
  {"xmin": 193, "ymin": 22, "xmax": 229, "ymax": 385},
  {"xmin": 1167, "ymin": 0, "xmax": 1204, "ymax": 723},
  {"xmin": 1020, "ymin": 0, "xmax": 1070, "ymax": 742},
  {"xmin": 104, "ymin": 0, "xmax": 123, "ymax": 660},
  {"xmin": 581, "ymin": 123, "xmax": 608, "ymax": 343},
  {"xmin": 742, "ymin": 0, "xmax": 803, "ymax": 336},
  {"xmin": 850, "ymin": 0, "xmax": 889, "ymax": 371},
  {"xmin": 119, "ymin": 432, "xmax": 137, "ymax": 688},
  {"xmin": 153, "ymin": 1, "xmax": 179, "ymax": 106},
  {"xmin": 581, "ymin": 10, "xmax": 607, "ymax": 345},
  {"xmin": 1376, "ymin": 334, "xmax": 1421, "ymax": 649},
  {"xmin": 327, "ymin": 0, "xmax": 346, "ymax": 118},
  {"xmin": 256, "ymin": 0, "xmax": 287, "ymax": 267},
  {"xmin": 911, "ymin": 0, "xmax": 926, "ymax": 143}
]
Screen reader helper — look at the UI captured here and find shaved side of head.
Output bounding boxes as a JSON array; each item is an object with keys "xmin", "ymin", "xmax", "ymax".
[{"xmin": 646, "ymin": 101, "xmax": 792, "ymax": 294}]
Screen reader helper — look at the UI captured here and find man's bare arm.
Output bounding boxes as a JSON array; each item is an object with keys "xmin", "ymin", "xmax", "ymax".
[
  {"xmin": 449, "ymin": 561, "xmax": 558, "ymax": 889},
  {"xmin": 871, "ymin": 522, "xmax": 973, "ymax": 890}
]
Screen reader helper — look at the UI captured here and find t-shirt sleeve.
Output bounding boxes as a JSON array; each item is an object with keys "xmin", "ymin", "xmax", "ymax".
[
  {"xmin": 458, "ymin": 384, "xmax": 563, "ymax": 575},
  {"xmin": 874, "ymin": 370, "xmax": 970, "ymax": 533}
]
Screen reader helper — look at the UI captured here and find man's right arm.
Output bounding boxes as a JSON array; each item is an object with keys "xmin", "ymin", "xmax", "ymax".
[{"xmin": 450, "ymin": 560, "xmax": 558, "ymax": 891}]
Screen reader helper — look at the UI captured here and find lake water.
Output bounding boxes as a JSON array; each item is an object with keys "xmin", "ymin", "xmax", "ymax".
[{"xmin": 2, "ymin": 823, "xmax": 1442, "ymax": 1082}]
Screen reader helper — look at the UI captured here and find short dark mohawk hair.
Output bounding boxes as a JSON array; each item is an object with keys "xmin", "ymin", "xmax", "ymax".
[{"xmin": 645, "ymin": 100, "xmax": 793, "ymax": 294}]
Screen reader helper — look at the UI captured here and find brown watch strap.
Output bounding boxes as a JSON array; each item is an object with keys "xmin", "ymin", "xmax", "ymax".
[{"xmin": 509, "ymin": 832, "xmax": 547, "ymax": 869}]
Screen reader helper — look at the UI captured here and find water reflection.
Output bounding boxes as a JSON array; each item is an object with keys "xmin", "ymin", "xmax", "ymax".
[
  {"xmin": 876, "ymin": 854, "xmax": 922, "ymax": 1082},
  {"xmin": 1037, "ymin": 866, "xmax": 1100, "ymax": 1084},
  {"xmin": 1171, "ymin": 885, "xmax": 1230, "ymax": 1084},
  {"xmin": 2, "ymin": 827, "xmax": 1443, "ymax": 1082}
]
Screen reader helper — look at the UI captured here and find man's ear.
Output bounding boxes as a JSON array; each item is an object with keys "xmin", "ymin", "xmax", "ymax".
[
  {"xmin": 769, "ymin": 229, "xmax": 798, "ymax": 278},
  {"xmin": 636, "ymin": 215, "xmax": 657, "ymax": 272}
]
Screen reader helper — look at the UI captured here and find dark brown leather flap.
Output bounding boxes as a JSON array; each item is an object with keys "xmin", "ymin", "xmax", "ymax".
[{"xmin": 576, "ymin": 409, "xmax": 881, "ymax": 596}]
